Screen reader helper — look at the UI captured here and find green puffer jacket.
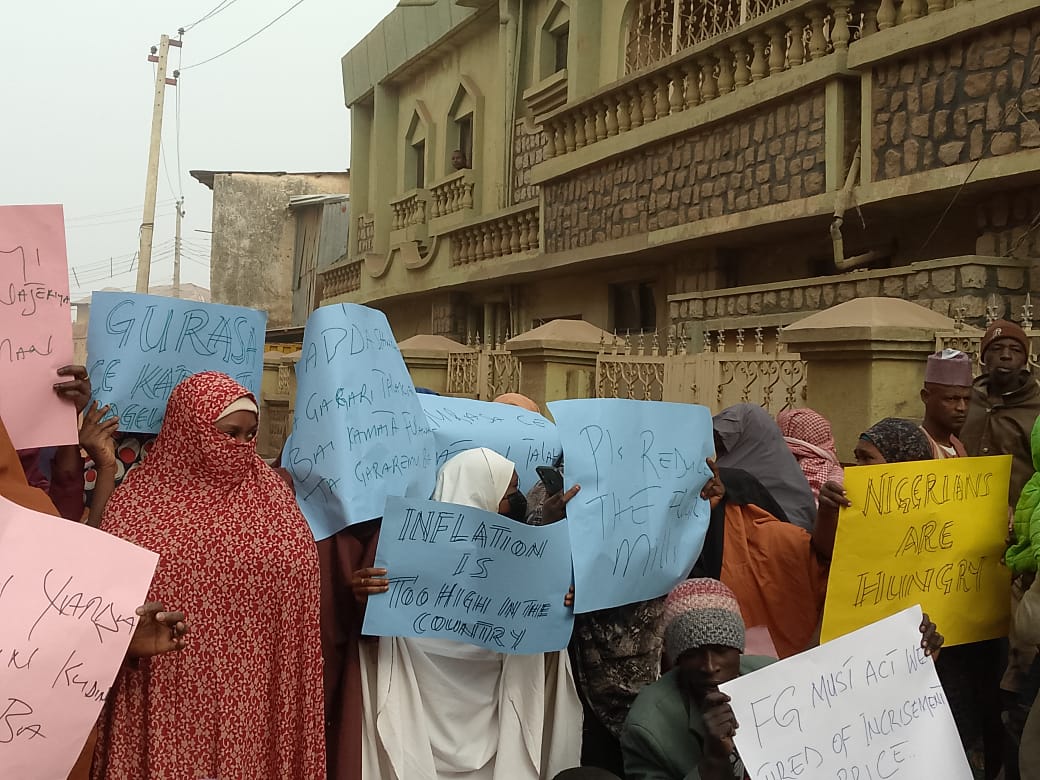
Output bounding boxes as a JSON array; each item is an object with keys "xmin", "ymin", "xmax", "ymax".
[{"xmin": 1006, "ymin": 415, "xmax": 1040, "ymax": 574}]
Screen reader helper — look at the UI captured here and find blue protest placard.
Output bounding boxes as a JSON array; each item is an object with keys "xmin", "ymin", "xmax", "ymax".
[
  {"xmin": 420, "ymin": 395, "xmax": 561, "ymax": 493},
  {"xmin": 548, "ymin": 398, "xmax": 714, "ymax": 613},
  {"xmin": 362, "ymin": 496, "xmax": 574, "ymax": 654},
  {"xmin": 86, "ymin": 291, "xmax": 266, "ymax": 433},
  {"xmin": 282, "ymin": 304, "xmax": 437, "ymax": 540}
]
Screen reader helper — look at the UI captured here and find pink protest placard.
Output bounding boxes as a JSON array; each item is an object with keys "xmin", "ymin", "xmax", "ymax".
[
  {"xmin": 0, "ymin": 204, "xmax": 77, "ymax": 449},
  {"xmin": 0, "ymin": 494, "xmax": 157, "ymax": 779}
]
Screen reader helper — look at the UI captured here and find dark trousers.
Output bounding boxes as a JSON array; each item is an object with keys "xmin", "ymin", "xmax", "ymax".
[
  {"xmin": 935, "ymin": 640, "xmax": 1005, "ymax": 778},
  {"xmin": 579, "ymin": 699, "xmax": 625, "ymax": 777}
]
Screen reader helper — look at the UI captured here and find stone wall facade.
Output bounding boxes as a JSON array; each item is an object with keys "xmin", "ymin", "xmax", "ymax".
[
  {"xmin": 542, "ymin": 89, "xmax": 828, "ymax": 254},
  {"xmin": 512, "ymin": 120, "xmax": 546, "ymax": 204},
  {"xmin": 669, "ymin": 259, "xmax": 1033, "ymax": 331},
  {"xmin": 976, "ymin": 185, "xmax": 1040, "ymax": 259},
  {"xmin": 871, "ymin": 16, "xmax": 1040, "ymax": 180}
]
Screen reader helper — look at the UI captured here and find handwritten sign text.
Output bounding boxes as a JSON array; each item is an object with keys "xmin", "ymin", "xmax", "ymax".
[
  {"xmin": 362, "ymin": 496, "xmax": 573, "ymax": 654},
  {"xmin": 0, "ymin": 495, "xmax": 157, "ymax": 779},
  {"xmin": 822, "ymin": 456, "xmax": 1012, "ymax": 646},
  {"xmin": 549, "ymin": 398, "xmax": 713, "ymax": 613},
  {"xmin": 722, "ymin": 607, "xmax": 973, "ymax": 780}
]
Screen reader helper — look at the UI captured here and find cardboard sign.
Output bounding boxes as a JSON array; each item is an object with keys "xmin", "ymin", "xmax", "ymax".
[
  {"xmin": 420, "ymin": 395, "xmax": 561, "ymax": 493},
  {"xmin": 283, "ymin": 304, "xmax": 437, "ymax": 540},
  {"xmin": 0, "ymin": 205, "xmax": 77, "ymax": 449},
  {"xmin": 548, "ymin": 398, "xmax": 713, "ymax": 613},
  {"xmin": 363, "ymin": 496, "xmax": 574, "ymax": 654},
  {"xmin": 86, "ymin": 291, "xmax": 266, "ymax": 433},
  {"xmin": 0, "ymin": 495, "xmax": 158, "ymax": 779},
  {"xmin": 722, "ymin": 606, "xmax": 972, "ymax": 780},
  {"xmin": 822, "ymin": 456, "xmax": 1012, "ymax": 646}
]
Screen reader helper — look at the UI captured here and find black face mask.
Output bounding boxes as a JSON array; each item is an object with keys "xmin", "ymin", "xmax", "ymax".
[{"xmin": 504, "ymin": 490, "xmax": 528, "ymax": 522}]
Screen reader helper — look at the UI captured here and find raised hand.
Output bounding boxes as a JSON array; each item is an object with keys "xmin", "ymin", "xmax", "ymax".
[
  {"xmin": 53, "ymin": 365, "xmax": 92, "ymax": 413},
  {"xmin": 701, "ymin": 689, "xmax": 739, "ymax": 756},
  {"xmin": 128, "ymin": 602, "xmax": 190, "ymax": 659},
  {"xmin": 80, "ymin": 401, "xmax": 119, "ymax": 470},
  {"xmin": 542, "ymin": 484, "xmax": 580, "ymax": 525},
  {"xmin": 352, "ymin": 566, "xmax": 389, "ymax": 604},
  {"xmin": 701, "ymin": 459, "xmax": 726, "ymax": 510}
]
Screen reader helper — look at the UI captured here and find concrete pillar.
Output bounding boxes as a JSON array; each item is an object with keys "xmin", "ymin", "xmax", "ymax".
[
  {"xmin": 349, "ymin": 103, "xmax": 373, "ymax": 256},
  {"xmin": 568, "ymin": 0, "xmax": 603, "ymax": 102},
  {"xmin": 372, "ymin": 83, "xmax": 400, "ymax": 256},
  {"xmin": 781, "ymin": 298, "xmax": 967, "ymax": 457},
  {"xmin": 398, "ymin": 334, "xmax": 469, "ymax": 395},
  {"xmin": 506, "ymin": 319, "xmax": 619, "ymax": 413}
]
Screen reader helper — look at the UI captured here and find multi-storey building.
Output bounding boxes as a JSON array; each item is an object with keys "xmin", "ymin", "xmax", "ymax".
[{"xmin": 322, "ymin": 0, "xmax": 1040, "ymax": 346}]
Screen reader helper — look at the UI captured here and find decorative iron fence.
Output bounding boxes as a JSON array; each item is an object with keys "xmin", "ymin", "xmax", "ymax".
[
  {"xmin": 594, "ymin": 326, "xmax": 806, "ymax": 414},
  {"xmin": 935, "ymin": 296, "xmax": 1040, "ymax": 373},
  {"xmin": 445, "ymin": 334, "xmax": 522, "ymax": 399}
]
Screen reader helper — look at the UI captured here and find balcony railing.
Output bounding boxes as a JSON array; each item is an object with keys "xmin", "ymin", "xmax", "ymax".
[
  {"xmin": 541, "ymin": 0, "xmax": 964, "ymax": 162},
  {"xmin": 448, "ymin": 204, "xmax": 539, "ymax": 266},
  {"xmin": 429, "ymin": 170, "xmax": 476, "ymax": 218},
  {"xmin": 390, "ymin": 189, "xmax": 429, "ymax": 230},
  {"xmin": 320, "ymin": 260, "xmax": 362, "ymax": 298},
  {"xmin": 356, "ymin": 213, "xmax": 374, "ymax": 255}
]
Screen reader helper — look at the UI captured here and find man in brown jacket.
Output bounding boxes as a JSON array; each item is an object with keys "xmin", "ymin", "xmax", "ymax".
[
  {"xmin": 960, "ymin": 319, "xmax": 1040, "ymax": 506},
  {"xmin": 960, "ymin": 318, "xmax": 1040, "ymax": 780}
]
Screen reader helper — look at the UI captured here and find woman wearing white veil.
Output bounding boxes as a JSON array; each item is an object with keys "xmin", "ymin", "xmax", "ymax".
[{"xmin": 359, "ymin": 447, "xmax": 582, "ymax": 779}]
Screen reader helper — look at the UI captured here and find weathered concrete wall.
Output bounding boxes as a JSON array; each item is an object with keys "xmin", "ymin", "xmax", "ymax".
[
  {"xmin": 871, "ymin": 16, "xmax": 1040, "ymax": 180},
  {"xmin": 541, "ymin": 88, "xmax": 829, "ymax": 254},
  {"xmin": 209, "ymin": 172, "xmax": 349, "ymax": 327}
]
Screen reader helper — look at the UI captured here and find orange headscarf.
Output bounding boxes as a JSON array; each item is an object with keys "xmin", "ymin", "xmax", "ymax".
[
  {"xmin": 0, "ymin": 417, "xmax": 59, "ymax": 517},
  {"xmin": 493, "ymin": 393, "xmax": 541, "ymax": 414}
]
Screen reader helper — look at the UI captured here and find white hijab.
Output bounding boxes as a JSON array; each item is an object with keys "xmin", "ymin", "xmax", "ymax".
[
  {"xmin": 433, "ymin": 448, "xmax": 514, "ymax": 512},
  {"xmin": 361, "ymin": 449, "xmax": 582, "ymax": 779}
]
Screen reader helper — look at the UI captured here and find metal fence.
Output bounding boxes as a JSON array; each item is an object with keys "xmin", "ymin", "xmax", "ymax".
[{"xmin": 595, "ymin": 326, "xmax": 807, "ymax": 414}]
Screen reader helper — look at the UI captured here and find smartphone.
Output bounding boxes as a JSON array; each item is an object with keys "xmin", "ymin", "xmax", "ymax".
[{"xmin": 536, "ymin": 465, "xmax": 564, "ymax": 497}]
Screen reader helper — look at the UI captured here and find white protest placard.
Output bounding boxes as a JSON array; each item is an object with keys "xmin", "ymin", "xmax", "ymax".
[
  {"xmin": 0, "ymin": 495, "xmax": 158, "ymax": 779},
  {"xmin": 720, "ymin": 606, "xmax": 972, "ymax": 780}
]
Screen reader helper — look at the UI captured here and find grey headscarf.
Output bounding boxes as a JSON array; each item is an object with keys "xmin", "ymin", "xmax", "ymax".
[{"xmin": 713, "ymin": 403, "xmax": 818, "ymax": 530}]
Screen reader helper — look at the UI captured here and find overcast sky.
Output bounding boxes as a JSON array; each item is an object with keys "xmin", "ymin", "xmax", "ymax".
[{"xmin": 1, "ymin": 0, "xmax": 397, "ymax": 299}]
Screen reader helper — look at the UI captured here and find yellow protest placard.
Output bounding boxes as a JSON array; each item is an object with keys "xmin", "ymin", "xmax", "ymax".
[{"xmin": 821, "ymin": 455, "xmax": 1012, "ymax": 647}]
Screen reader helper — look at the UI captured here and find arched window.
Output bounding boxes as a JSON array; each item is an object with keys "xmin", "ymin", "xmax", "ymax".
[
  {"xmin": 405, "ymin": 103, "xmax": 434, "ymax": 190},
  {"xmin": 446, "ymin": 78, "xmax": 484, "ymax": 176},
  {"xmin": 624, "ymin": 0, "xmax": 754, "ymax": 74},
  {"xmin": 538, "ymin": 1, "xmax": 570, "ymax": 81}
]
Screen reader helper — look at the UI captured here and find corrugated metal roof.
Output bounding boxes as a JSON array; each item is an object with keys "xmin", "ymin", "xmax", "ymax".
[{"xmin": 288, "ymin": 194, "xmax": 350, "ymax": 209}]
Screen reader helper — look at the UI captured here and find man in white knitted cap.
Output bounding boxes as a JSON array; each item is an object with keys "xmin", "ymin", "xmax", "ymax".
[{"xmin": 920, "ymin": 348, "xmax": 973, "ymax": 459}]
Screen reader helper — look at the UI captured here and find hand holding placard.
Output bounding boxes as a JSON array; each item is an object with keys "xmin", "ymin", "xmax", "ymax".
[
  {"xmin": 720, "ymin": 606, "xmax": 972, "ymax": 780},
  {"xmin": 822, "ymin": 456, "xmax": 1012, "ymax": 646},
  {"xmin": 283, "ymin": 304, "xmax": 437, "ymax": 540},
  {"xmin": 549, "ymin": 399, "xmax": 713, "ymax": 613},
  {"xmin": 0, "ymin": 495, "xmax": 157, "ymax": 780},
  {"xmin": 86, "ymin": 291, "xmax": 266, "ymax": 433},
  {"xmin": 0, "ymin": 205, "xmax": 77, "ymax": 449},
  {"xmin": 362, "ymin": 496, "xmax": 574, "ymax": 654}
]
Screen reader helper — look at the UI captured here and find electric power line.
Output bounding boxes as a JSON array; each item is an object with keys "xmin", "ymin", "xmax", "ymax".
[
  {"xmin": 181, "ymin": 0, "xmax": 311, "ymax": 71},
  {"xmin": 182, "ymin": 0, "xmax": 241, "ymax": 32},
  {"xmin": 65, "ymin": 210, "xmax": 176, "ymax": 230},
  {"xmin": 65, "ymin": 200, "xmax": 176, "ymax": 222}
]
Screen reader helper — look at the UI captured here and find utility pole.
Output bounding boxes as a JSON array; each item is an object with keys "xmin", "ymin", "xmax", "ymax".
[
  {"xmin": 136, "ymin": 34, "xmax": 181, "ymax": 294},
  {"xmin": 173, "ymin": 197, "xmax": 184, "ymax": 298}
]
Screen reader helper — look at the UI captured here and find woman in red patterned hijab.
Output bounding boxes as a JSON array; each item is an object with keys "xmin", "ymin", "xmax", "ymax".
[
  {"xmin": 776, "ymin": 407, "xmax": 844, "ymax": 504},
  {"xmin": 93, "ymin": 371, "xmax": 325, "ymax": 779}
]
